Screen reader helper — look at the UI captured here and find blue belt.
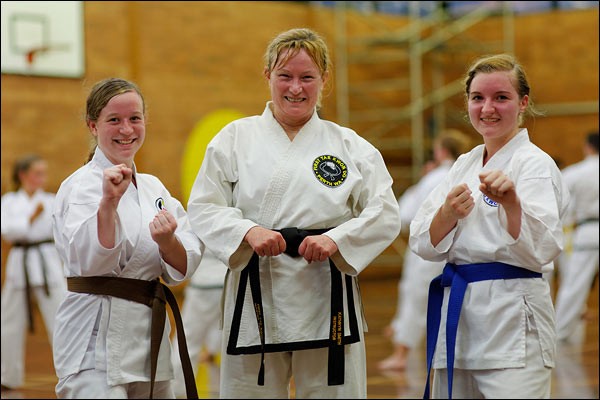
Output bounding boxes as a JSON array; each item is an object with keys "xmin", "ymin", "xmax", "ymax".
[{"xmin": 423, "ymin": 262, "xmax": 542, "ymax": 399}]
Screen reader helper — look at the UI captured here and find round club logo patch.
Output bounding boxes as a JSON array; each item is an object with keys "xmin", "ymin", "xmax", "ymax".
[
  {"xmin": 482, "ymin": 195, "xmax": 498, "ymax": 207},
  {"xmin": 312, "ymin": 155, "xmax": 348, "ymax": 188},
  {"xmin": 155, "ymin": 197, "xmax": 165, "ymax": 211}
]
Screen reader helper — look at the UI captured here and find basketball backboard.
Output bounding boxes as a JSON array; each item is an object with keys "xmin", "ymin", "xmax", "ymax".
[{"xmin": 1, "ymin": 1, "xmax": 84, "ymax": 78}]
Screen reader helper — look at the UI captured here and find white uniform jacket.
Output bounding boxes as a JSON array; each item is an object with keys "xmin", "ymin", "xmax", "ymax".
[
  {"xmin": 187, "ymin": 248, "xmax": 228, "ymax": 290},
  {"xmin": 400, "ymin": 160, "xmax": 453, "ymax": 228},
  {"xmin": 52, "ymin": 148, "xmax": 202, "ymax": 385},
  {"xmin": 561, "ymin": 153, "xmax": 599, "ymax": 249},
  {"xmin": 409, "ymin": 128, "xmax": 569, "ymax": 370},
  {"xmin": 187, "ymin": 102, "xmax": 401, "ymax": 352},
  {"xmin": 1, "ymin": 189, "xmax": 64, "ymax": 288}
]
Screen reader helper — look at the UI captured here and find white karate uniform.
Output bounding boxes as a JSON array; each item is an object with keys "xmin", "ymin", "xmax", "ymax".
[
  {"xmin": 170, "ymin": 248, "xmax": 227, "ymax": 398},
  {"xmin": 1, "ymin": 188, "xmax": 67, "ymax": 389},
  {"xmin": 51, "ymin": 148, "xmax": 202, "ymax": 398},
  {"xmin": 554, "ymin": 153, "xmax": 599, "ymax": 342},
  {"xmin": 187, "ymin": 102, "xmax": 401, "ymax": 398},
  {"xmin": 390, "ymin": 161, "xmax": 452, "ymax": 349},
  {"xmin": 410, "ymin": 129, "xmax": 569, "ymax": 398}
]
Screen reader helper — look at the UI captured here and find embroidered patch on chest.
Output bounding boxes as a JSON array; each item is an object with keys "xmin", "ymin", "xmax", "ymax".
[
  {"xmin": 482, "ymin": 195, "xmax": 499, "ymax": 207},
  {"xmin": 155, "ymin": 197, "xmax": 165, "ymax": 211},
  {"xmin": 312, "ymin": 155, "xmax": 348, "ymax": 188}
]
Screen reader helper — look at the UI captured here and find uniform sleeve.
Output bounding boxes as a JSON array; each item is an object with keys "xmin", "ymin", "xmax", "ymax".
[
  {"xmin": 325, "ymin": 146, "xmax": 401, "ymax": 275},
  {"xmin": 499, "ymin": 156, "xmax": 569, "ymax": 268},
  {"xmin": 0, "ymin": 193, "xmax": 30, "ymax": 241},
  {"xmin": 187, "ymin": 131, "xmax": 257, "ymax": 271},
  {"xmin": 408, "ymin": 172, "xmax": 458, "ymax": 262},
  {"xmin": 160, "ymin": 193, "xmax": 204, "ymax": 284},
  {"xmin": 52, "ymin": 171, "xmax": 125, "ymax": 277}
]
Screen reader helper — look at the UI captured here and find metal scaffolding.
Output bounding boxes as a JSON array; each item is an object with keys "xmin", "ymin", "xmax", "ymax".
[{"xmin": 334, "ymin": 1, "xmax": 516, "ymax": 186}]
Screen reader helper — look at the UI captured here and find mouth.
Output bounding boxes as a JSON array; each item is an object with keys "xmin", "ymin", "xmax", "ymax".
[
  {"xmin": 285, "ymin": 96, "xmax": 305, "ymax": 103},
  {"xmin": 115, "ymin": 139, "xmax": 136, "ymax": 145},
  {"xmin": 480, "ymin": 118, "xmax": 500, "ymax": 123}
]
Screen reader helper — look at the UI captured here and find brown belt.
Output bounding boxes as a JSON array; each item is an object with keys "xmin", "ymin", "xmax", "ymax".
[
  {"xmin": 13, "ymin": 239, "xmax": 53, "ymax": 333},
  {"xmin": 67, "ymin": 276, "xmax": 198, "ymax": 399}
]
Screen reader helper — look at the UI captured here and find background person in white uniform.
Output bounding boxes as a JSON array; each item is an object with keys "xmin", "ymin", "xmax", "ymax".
[
  {"xmin": 378, "ymin": 129, "xmax": 472, "ymax": 372},
  {"xmin": 51, "ymin": 78, "xmax": 202, "ymax": 399},
  {"xmin": 187, "ymin": 28, "xmax": 401, "ymax": 399},
  {"xmin": 410, "ymin": 54, "xmax": 569, "ymax": 399},
  {"xmin": 170, "ymin": 248, "xmax": 227, "ymax": 398},
  {"xmin": 1, "ymin": 154, "xmax": 67, "ymax": 391},
  {"xmin": 554, "ymin": 131, "xmax": 599, "ymax": 343}
]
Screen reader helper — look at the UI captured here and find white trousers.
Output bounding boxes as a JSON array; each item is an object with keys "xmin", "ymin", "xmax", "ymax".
[
  {"xmin": 431, "ymin": 328, "xmax": 552, "ymax": 399},
  {"xmin": 391, "ymin": 250, "xmax": 444, "ymax": 348},
  {"xmin": 55, "ymin": 368, "xmax": 174, "ymax": 399},
  {"xmin": 1, "ymin": 282, "xmax": 66, "ymax": 388},
  {"xmin": 219, "ymin": 333, "xmax": 367, "ymax": 399},
  {"xmin": 554, "ymin": 247, "xmax": 599, "ymax": 341},
  {"xmin": 170, "ymin": 286, "xmax": 222, "ymax": 398}
]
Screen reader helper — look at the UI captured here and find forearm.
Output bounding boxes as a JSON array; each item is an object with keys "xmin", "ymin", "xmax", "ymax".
[
  {"xmin": 97, "ymin": 198, "xmax": 118, "ymax": 248},
  {"xmin": 502, "ymin": 200, "xmax": 522, "ymax": 240},
  {"xmin": 159, "ymin": 236, "xmax": 188, "ymax": 275},
  {"xmin": 429, "ymin": 206, "xmax": 458, "ymax": 248}
]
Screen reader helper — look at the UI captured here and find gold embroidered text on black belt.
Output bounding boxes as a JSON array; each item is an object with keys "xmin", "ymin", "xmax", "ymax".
[{"xmin": 227, "ymin": 227, "xmax": 360, "ymax": 387}]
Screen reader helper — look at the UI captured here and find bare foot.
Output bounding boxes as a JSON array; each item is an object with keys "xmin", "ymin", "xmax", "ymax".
[
  {"xmin": 377, "ymin": 354, "xmax": 407, "ymax": 371},
  {"xmin": 377, "ymin": 345, "xmax": 409, "ymax": 371},
  {"xmin": 382, "ymin": 324, "xmax": 394, "ymax": 339}
]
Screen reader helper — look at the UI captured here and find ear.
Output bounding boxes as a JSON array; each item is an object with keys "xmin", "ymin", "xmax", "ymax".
[
  {"xmin": 519, "ymin": 94, "xmax": 529, "ymax": 113},
  {"xmin": 263, "ymin": 66, "xmax": 271, "ymax": 82},
  {"xmin": 87, "ymin": 120, "xmax": 98, "ymax": 137},
  {"xmin": 322, "ymin": 70, "xmax": 330, "ymax": 85}
]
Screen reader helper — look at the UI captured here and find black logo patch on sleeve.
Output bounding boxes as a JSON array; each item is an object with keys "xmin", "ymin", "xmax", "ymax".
[{"xmin": 312, "ymin": 155, "xmax": 348, "ymax": 188}]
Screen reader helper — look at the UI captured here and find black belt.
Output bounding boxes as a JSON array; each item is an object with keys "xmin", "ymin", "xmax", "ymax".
[
  {"xmin": 67, "ymin": 276, "xmax": 198, "ymax": 399},
  {"xmin": 227, "ymin": 227, "xmax": 360, "ymax": 387},
  {"xmin": 13, "ymin": 239, "xmax": 53, "ymax": 333}
]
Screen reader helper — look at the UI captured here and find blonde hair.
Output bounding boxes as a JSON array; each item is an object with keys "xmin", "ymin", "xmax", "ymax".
[{"xmin": 263, "ymin": 28, "xmax": 332, "ymax": 108}]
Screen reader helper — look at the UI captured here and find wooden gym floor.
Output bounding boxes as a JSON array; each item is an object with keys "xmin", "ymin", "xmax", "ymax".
[{"xmin": 1, "ymin": 269, "xmax": 598, "ymax": 399}]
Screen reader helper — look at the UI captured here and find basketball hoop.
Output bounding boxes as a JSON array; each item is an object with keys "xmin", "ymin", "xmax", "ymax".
[{"xmin": 25, "ymin": 46, "xmax": 49, "ymax": 68}]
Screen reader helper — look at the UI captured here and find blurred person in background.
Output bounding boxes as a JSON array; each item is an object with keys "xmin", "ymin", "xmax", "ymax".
[
  {"xmin": 170, "ymin": 248, "xmax": 227, "ymax": 398},
  {"xmin": 1, "ymin": 153, "xmax": 67, "ymax": 392},
  {"xmin": 554, "ymin": 131, "xmax": 599, "ymax": 344},
  {"xmin": 378, "ymin": 129, "xmax": 472, "ymax": 372},
  {"xmin": 187, "ymin": 27, "xmax": 401, "ymax": 399}
]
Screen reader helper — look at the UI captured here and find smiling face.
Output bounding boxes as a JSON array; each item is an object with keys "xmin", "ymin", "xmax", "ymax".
[
  {"xmin": 267, "ymin": 48, "xmax": 327, "ymax": 133},
  {"xmin": 467, "ymin": 70, "xmax": 528, "ymax": 147},
  {"xmin": 88, "ymin": 91, "xmax": 145, "ymax": 167}
]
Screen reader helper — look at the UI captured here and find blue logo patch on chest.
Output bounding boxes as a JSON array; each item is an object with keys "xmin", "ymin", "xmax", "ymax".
[
  {"xmin": 482, "ymin": 195, "xmax": 498, "ymax": 207},
  {"xmin": 312, "ymin": 155, "xmax": 348, "ymax": 188}
]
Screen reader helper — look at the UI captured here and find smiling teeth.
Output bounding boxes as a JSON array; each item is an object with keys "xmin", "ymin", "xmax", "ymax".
[{"xmin": 117, "ymin": 139, "xmax": 134, "ymax": 144}]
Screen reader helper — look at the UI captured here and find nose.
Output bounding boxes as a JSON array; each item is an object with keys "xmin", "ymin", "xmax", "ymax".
[
  {"xmin": 120, "ymin": 121, "xmax": 134, "ymax": 134},
  {"xmin": 290, "ymin": 79, "xmax": 302, "ymax": 94},
  {"xmin": 482, "ymin": 99, "xmax": 495, "ymax": 113}
]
